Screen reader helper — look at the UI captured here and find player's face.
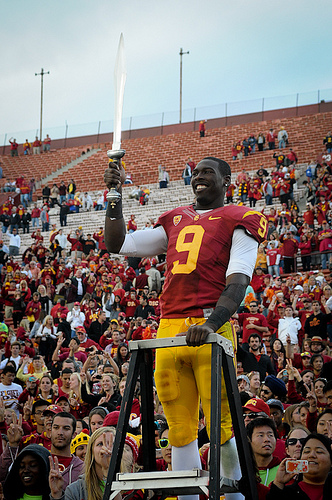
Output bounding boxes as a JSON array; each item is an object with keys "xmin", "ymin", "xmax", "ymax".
[{"xmin": 191, "ymin": 159, "xmax": 230, "ymax": 209}]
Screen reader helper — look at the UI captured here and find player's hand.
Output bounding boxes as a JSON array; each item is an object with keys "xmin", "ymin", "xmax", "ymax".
[
  {"xmin": 104, "ymin": 163, "xmax": 126, "ymax": 190},
  {"xmin": 176, "ymin": 324, "xmax": 215, "ymax": 347}
]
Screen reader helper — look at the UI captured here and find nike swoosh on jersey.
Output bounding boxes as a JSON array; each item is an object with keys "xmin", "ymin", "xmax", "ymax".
[{"xmin": 208, "ymin": 216, "xmax": 222, "ymax": 220}]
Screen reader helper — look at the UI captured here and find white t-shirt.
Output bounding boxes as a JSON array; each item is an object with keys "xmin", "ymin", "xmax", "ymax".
[{"xmin": 0, "ymin": 382, "xmax": 23, "ymax": 416}]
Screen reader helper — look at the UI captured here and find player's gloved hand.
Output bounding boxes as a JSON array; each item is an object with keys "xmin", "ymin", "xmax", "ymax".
[
  {"xmin": 177, "ymin": 324, "xmax": 215, "ymax": 347},
  {"xmin": 104, "ymin": 163, "xmax": 126, "ymax": 189}
]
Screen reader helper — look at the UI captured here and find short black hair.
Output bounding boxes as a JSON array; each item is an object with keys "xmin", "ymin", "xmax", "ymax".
[
  {"xmin": 248, "ymin": 333, "xmax": 261, "ymax": 343},
  {"xmin": 32, "ymin": 399, "xmax": 50, "ymax": 414},
  {"xmin": 247, "ymin": 417, "xmax": 278, "ymax": 441},
  {"xmin": 202, "ymin": 157, "xmax": 231, "ymax": 177},
  {"xmin": 3, "ymin": 364, "xmax": 16, "ymax": 375},
  {"xmin": 301, "ymin": 433, "xmax": 332, "ymax": 462},
  {"xmin": 52, "ymin": 411, "xmax": 76, "ymax": 433},
  {"xmin": 61, "ymin": 367, "xmax": 73, "ymax": 375},
  {"xmin": 323, "ymin": 380, "xmax": 332, "ymax": 394},
  {"xmin": 71, "ymin": 336, "xmax": 80, "ymax": 346}
]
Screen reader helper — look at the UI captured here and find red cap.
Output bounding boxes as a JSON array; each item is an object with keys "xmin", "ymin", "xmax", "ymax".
[
  {"xmin": 74, "ymin": 301, "xmax": 80, "ymax": 306},
  {"xmin": 243, "ymin": 398, "xmax": 271, "ymax": 416},
  {"xmin": 277, "ymin": 303, "xmax": 287, "ymax": 308},
  {"xmin": 60, "ymin": 313, "xmax": 67, "ymax": 319},
  {"xmin": 76, "ymin": 326, "xmax": 86, "ymax": 333},
  {"xmin": 43, "ymin": 404, "xmax": 63, "ymax": 415}
]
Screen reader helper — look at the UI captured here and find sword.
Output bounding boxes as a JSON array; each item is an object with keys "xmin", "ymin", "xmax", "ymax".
[{"xmin": 107, "ymin": 33, "xmax": 127, "ymax": 206}]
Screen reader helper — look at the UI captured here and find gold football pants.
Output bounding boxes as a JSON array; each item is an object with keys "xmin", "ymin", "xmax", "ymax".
[{"xmin": 155, "ymin": 317, "xmax": 236, "ymax": 447}]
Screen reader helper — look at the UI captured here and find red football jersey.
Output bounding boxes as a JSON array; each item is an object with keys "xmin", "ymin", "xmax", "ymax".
[{"xmin": 157, "ymin": 205, "xmax": 267, "ymax": 318}]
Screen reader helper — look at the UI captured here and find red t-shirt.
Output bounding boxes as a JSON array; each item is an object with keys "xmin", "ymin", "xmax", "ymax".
[
  {"xmin": 157, "ymin": 205, "xmax": 267, "ymax": 318},
  {"xmin": 237, "ymin": 312, "xmax": 268, "ymax": 344},
  {"xmin": 298, "ymin": 481, "xmax": 324, "ymax": 500}
]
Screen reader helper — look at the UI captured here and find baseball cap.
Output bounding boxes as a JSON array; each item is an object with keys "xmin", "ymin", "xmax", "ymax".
[
  {"xmin": 266, "ymin": 399, "xmax": 284, "ymax": 412},
  {"xmin": 294, "ymin": 285, "xmax": 303, "ymax": 292},
  {"xmin": 301, "ymin": 352, "xmax": 312, "ymax": 358},
  {"xmin": 76, "ymin": 326, "xmax": 86, "ymax": 334},
  {"xmin": 74, "ymin": 302, "xmax": 80, "ymax": 306},
  {"xmin": 243, "ymin": 398, "xmax": 270, "ymax": 417},
  {"xmin": 237, "ymin": 375, "xmax": 250, "ymax": 385},
  {"xmin": 43, "ymin": 404, "xmax": 63, "ymax": 415},
  {"xmin": 55, "ymin": 395, "xmax": 69, "ymax": 404},
  {"xmin": 60, "ymin": 313, "xmax": 67, "ymax": 319}
]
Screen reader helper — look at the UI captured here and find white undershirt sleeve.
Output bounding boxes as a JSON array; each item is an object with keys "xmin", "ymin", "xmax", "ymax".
[
  {"xmin": 226, "ymin": 228, "xmax": 259, "ymax": 279},
  {"xmin": 119, "ymin": 226, "xmax": 168, "ymax": 257}
]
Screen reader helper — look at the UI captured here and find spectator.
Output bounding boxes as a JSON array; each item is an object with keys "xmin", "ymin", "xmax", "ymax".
[
  {"xmin": 257, "ymin": 133, "xmax": 265, "ymax": 152},
  {"xmin": 32, "ymin": 136, "xmax": 42, "ymax": 154},
  {"xmin": 23, "ymin": 139, "xmax": 31, "ymax": 155},
  {"xmin": 43, "ymin": 134, "xmax": 51, "ymax": 152},
  {"xmin": 67, "ymin": 179, "xmax": 76, "ymax": 200},
  {"xmin": 267, "ymin": 129, "xmax": 277, "ymax": 150},
  {"xmin": 3, "ymin": 444, "xmax": 51, "ymax": 500},
  {"xmin": 237, "ymin": 333, "xmax": 275, "ymax": 381},
  {"xmin": 323, "ymin": 131, "xmax": 332, "ymax": 153},
  {"xmin": 199, "ymin": 120, "xmax": 206, "ymax": 137},
  {"xmin": 42, "ymin": 184, "xmax": 51, "ymax": 203},
  {"xmin": 304, "ymin": 300, "xmax": 331, "ymax": 340},
  {"xmin": 6, "ymin": 227, "xmax": 21, "ymax": 256},
  {"xmin": 49, "ymin": 426, "xmax": 115, "ymax": 500},
  {"xmin": 278, "ymin": 127, "xmax": 288, "ymax": 149},
  {"xmin": 158, "ymin": 165, "xmax": 169, "ymax": 189},
  {"xmin": 268, "ymin": 433, "xmax": 332, "ymax": 499},
  {"xmin": 41, "ymin": 205, "xmax": 50, "ymax": 232},
  {"xmin": 247, "ymin": 416, "xmax": 280, "ymax": 486},
  {"xmin": 9, "ymin": 137, "xmax": 19, "ymax": 156}
]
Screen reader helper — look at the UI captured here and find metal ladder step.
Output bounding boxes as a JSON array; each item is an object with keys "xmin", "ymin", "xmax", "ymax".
[{"xmin": 110, "ymin": 469, "xmax": 239, "ymax": 500}]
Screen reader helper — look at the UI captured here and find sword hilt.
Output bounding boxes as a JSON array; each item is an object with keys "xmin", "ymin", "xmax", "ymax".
[{"xmin": 106, "ymin": 149, "xmax": 126, "ymax": 206}]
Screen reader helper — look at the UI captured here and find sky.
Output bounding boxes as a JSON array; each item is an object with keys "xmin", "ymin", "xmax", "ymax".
[{"xmin": 1, "ymin": 0, "xmax": 332, "ymax": 142}]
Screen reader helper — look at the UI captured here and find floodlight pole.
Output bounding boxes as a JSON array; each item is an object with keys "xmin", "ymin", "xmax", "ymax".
[
  {"xmin": 35, "ymin": 68, "xmax": 50, "ymax": 141},
  {"xmin": 179, "ymin": 48, "xmax": 189, "ymax": 124}
]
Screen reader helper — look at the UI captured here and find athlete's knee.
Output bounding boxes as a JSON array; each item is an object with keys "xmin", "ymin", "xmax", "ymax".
[{"xmin": 154, "ymin": 368, "xmax": 180, "ymax": 402}]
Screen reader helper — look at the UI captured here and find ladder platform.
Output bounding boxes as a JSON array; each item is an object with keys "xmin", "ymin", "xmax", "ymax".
[
  {"xmin": 110, "ymin": 469, "xmax": 239, "ymax": 499},
  {"xmin": 129, "ymin": 333, "xmax": 234, "ymax": 357}
]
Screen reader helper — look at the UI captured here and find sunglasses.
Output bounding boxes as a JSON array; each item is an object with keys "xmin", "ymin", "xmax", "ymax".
[
  {"xmin": 287, "ymin": 437, "xmax": 306, "ymax": 446},
  {"xmin": 158, "ymin": 438, "xmax": 170, "ymax": 448},
  {"xmin": 260, "ymin": 389, "xmax": 271, "ymax": 395},
  {"xmin": 243, "ymin": 413, "xmax": 258, "ymax": 420}
]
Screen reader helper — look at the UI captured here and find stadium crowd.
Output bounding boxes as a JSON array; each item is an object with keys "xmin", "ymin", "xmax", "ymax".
[{"xmin": 0, "ymin": 148, "xmax": 331, "ymax": 498}]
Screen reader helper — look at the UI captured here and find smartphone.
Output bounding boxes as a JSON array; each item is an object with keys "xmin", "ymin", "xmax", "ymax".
[{"xmin": 286, "ymin": 459, "xmax": 309, "ymax": 474}]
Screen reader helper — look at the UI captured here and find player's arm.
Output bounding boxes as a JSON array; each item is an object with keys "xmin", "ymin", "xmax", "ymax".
[
  {"xmin": 104, "ymin": 165, "xmax": 168, "ymax": 256},
  {"xmin": 104, "ymin": 164, "xmax": 127, "ymax": 253}
]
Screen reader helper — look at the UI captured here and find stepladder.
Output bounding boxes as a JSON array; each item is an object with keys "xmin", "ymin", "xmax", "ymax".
[{"xmin": 102, "ymin": 333, "xmax": 258, "ymax": 500}]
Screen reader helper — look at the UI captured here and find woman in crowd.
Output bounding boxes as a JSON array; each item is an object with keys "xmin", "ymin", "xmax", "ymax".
[
  {"xmin": 268, "ymin": 433, "xmax": 332, "ymax": 499},
  {"xmin": 311, "ymin": 354, "xmax": 324, "ymax": 379},
  {"xmin": 81, "ymin": 373, "xmax": 121, "ymax": 410},
  {"xmin": 3, "ymin": 444, "xmax": 51, "ymax": 500},
  {"xmin": 114, "ymin": 342, "xmax": 130, "ymax": 377},
  {"xmin": 68, "ymin": 372, "xmax": 90, "ymax": 419},
  {"xmin": 108, "ymin": 294, "xmax": 125, "ymax": 321},
  {"xmin": 37, "ymin": 373, "xmax": 54, "ymax": 402},
  {"xmin": 270, "ymin": 339, "xmax": 286, "ymax": 373},
  {"xmin": 315, "ymin": 409, "xmax": 332, "ymax": 438},
  {"xmin": 248, "ymin": 371, "xmax": 261, "ymax": 397},
  {"xmin": 36, "ymin": 314, "xmax": 57, "ymax": 362},
  {"xmin": 88, "ymin": 407, "xmax": 109, "ymax": 434},
  {"xmin": 285, "ymin": 425, "xmax": 309, "ymax": 459}
]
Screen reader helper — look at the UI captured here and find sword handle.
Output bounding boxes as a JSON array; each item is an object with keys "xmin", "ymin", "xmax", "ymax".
[{"xmin": 106, "ymin": 149, "xmax": 126, "ymax": 206}]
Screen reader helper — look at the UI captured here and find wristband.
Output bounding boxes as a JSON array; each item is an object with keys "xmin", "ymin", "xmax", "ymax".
[
  {"xmin": 205, "ymin": 306, "xmax": 231, "ymax": 332},
  {"xmin": 106, "ymin": 198, "xmax": 123, "ymax": 220}
]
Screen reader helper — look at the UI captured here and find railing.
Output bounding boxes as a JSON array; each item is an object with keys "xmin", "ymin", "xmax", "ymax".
[{"xmin": 2, "ymin": 88, "xmax": 332, "ymax": 146}]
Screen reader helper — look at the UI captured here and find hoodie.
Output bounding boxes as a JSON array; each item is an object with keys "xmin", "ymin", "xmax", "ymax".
[
  {"xmin": 258, "ymin": 456, "xmax": 280, "ymax": 487},
  {"xmin": 61, "ymin": 454, "xmax": 84, "ymax": 489},
  {"xmin": 3, "ymin": 443, "xmax": 51, "ymax": 499}
]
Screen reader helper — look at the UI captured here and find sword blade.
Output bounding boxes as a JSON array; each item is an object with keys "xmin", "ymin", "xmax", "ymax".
[{"xmin": 112, "ymin": 33, "xmax": 127, "ymax": 151}]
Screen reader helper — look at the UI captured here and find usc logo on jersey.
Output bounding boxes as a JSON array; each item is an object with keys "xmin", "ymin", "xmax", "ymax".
[{"xmin": 173, "ymin": 215, "xmax": 182, "ymax": 226}]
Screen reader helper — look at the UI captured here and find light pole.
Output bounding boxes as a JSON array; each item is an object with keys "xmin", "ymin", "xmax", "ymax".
[
  {"xmin": 35, "ymin": 68, "xmax": 50, "ymax": 141},
  {"xmin": 179, "ymin": 48, "xmax": 189, "ymax": 123}
]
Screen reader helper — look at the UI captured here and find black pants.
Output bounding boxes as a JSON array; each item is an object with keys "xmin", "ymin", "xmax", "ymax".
[{"xmin": 284, "ymin": 257, "xmax": 296, "ymax": 274}]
